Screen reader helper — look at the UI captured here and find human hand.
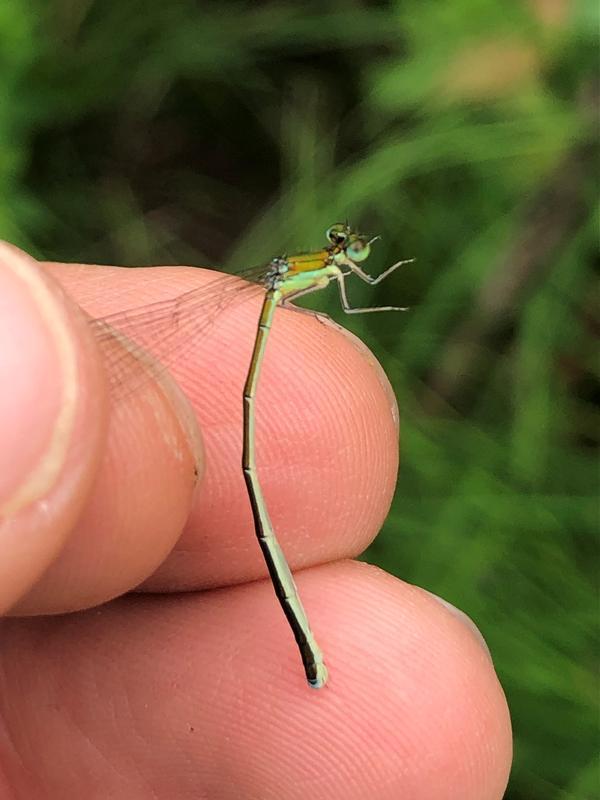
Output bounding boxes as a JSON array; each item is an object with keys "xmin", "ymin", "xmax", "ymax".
[{"xmin": 0, "ymin": 242, "xmax": 512, "ymax": 799}]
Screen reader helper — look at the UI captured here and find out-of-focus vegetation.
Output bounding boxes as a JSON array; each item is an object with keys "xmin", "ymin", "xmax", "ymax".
[{"xmin": 1, "ymin": 1, "xmax": 597, "ymax": 797}]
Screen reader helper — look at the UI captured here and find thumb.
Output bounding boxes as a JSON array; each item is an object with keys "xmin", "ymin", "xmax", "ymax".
[{"xmin": 0, "ymin": 242, "xmax": 106, "ymax": 613}]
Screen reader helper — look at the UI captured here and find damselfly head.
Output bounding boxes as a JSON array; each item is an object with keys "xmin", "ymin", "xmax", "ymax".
[{"xmin": 326, "ymin": 222, "xmax": 375, "ymax": 263}]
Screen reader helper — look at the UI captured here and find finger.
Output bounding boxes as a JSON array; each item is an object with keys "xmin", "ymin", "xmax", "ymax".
[
  {"xmin": 0, "ymin": 243, "xmax": 107, "ymax": 613},
  {"xmin": 0, "ymin": 562, "xmax": 512, "ymax": 799},
  {"xmin": 46, "ymin": 262, "xmax": 400, "ymax": 594}
]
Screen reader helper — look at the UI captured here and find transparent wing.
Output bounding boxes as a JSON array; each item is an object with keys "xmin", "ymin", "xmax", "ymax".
[{"xmin": 89, "ymin": 263, "xmax": 269, "ymax": 401}]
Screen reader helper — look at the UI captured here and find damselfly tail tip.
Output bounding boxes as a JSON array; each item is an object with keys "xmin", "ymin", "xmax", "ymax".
[{"xmin": 307, "ymin": 663, "xmax": 329, "ymax": 689}]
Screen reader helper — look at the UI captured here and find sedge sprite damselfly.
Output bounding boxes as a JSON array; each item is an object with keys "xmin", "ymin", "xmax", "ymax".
[{"xmin": 91, "ymin": 222, "xmax": 410, "ymax": 688}]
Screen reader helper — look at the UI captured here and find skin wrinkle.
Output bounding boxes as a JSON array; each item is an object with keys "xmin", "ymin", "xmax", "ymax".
[
  {"xmin": 63, "ymin": 710, "xmax": 122, "ymax": 788},
  {"xmin": 2, "ymin": 251, "xmax": 79, "ymax": 516},
  {"xmin": 0, "ymin": 671, "xmax": 35, "ymax": 797}
]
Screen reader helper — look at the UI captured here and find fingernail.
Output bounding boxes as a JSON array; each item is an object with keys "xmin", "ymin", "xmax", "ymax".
[
  {"xmin": 0, "ymin": 244, "xmax": 79, "ymax": 515},
  {"xmin": 426, "ymin": 591, "xmax": 493, "ymax": 661}
]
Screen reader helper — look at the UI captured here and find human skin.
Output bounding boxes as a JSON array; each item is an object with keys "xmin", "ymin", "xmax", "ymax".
[{"xmin": 0, "ymin": 242, "xmax": 512, "ymax": 799}]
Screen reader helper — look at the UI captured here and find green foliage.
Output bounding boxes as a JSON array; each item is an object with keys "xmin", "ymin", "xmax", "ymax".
[{"xmin": 1, "ymin": 1, "xmax": 597, "ymax": 797}]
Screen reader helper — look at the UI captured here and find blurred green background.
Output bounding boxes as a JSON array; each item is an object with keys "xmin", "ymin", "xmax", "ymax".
[{"xmin": 1, "ymin": 1, "xmax": 597, "ymax": 797}]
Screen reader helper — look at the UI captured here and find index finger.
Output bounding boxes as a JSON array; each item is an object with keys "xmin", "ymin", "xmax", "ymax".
[{"xmin": 29, "ymin": 261, "xmax": 400, "ymax": 604}]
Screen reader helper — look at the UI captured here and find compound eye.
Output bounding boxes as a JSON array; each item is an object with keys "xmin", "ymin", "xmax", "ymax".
[
  {"xmin": 326, "ymin": 223, "xmax": 348, "ymax": 245},
  {"xmin": 346, "ymin": 238, "xmax": 371, "ymax": 262}
]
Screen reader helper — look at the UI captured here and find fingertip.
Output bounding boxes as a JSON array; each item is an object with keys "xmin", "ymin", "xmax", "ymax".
[{"xmin": 0, "ymin": 561, "xmax": 511, "ymax": 799}]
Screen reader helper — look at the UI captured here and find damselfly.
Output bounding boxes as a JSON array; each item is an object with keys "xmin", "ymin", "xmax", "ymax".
[{"xmin": 92, "ymin": 222, "xmax": 411, "ymax": 688}]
